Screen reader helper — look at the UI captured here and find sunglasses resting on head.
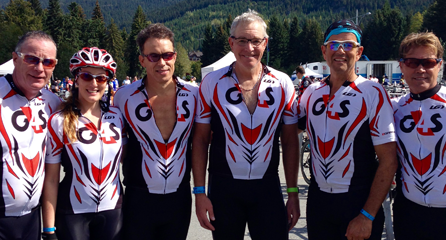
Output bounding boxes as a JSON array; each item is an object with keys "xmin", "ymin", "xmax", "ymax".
[
  {"xmin": 399, "ymin": 58, "xmax": 442, "ymax": 69},
  {"xmin": 16, "ymin": 52, "xmax": 58, "ymax": 68}
]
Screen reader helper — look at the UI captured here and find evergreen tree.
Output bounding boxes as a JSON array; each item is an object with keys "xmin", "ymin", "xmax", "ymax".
[
  {"xmin": 92, "ymin": 0, "xmax": 104, "ymax": 22},
  {"xmin": 201, "ymin": 24, "xmax": 215, "ymax": 66},
  {"xmin": 174, "ymin": 42, "xmax": 192, "ymax": 77},
  {"xmin": 288, "ymin": 16, "xmax": 301, "ymax": 70},
  {"xmin": 105, "ymin": 18, "xmax": 127, "ymax": 80},
  {"xmin": 268, "ymin": 16, "xmax": 288, "ymax": 70},
  {"xmin": 126, "ymin": 6, "xmax": 148, "ymax": 78},
  {"xmin": 191, "ymin": 61, "xmax": 202, "ymax": 81},
  {"xmin": 4, "ymin": 0, "xmax": 42, "ymax": 32},
  {"xmin": 45, "ymin": 0, "xmax": 64, "ymax": 45},
  {"xmin": 422, "ymin": 0, "xmax": 446, "ymax": 42},
  {"xmin": 28, "ymin": 0, "xmax": 42, "ymax": 16},
  {"xmin": 299, "ymin": 18, "xmax": 323, "ymax": 63},
  {"xmin": 0, "ymin": 23, "xmax": 22, "ymax": 63},
  {"xmin": 409, "ymin": 12, "xmax": 423, "ymax": 33},
  {"xmin": 213, "ymin": 24, "xmax": 230, "ymax": 59}
]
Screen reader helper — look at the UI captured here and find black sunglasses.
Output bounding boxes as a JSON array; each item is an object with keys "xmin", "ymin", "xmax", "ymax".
[
  {"xmin": 399, "ymin": 58, "xmax": 442, "ymax": 69},
  {"xmin": 142, "ymin": 52, "xmax": 176, "ymax": 62}
]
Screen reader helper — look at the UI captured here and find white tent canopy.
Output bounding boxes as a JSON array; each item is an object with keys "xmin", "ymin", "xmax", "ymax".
[
  {"xmin": 201, "ymin": 51, "xmax": 236, "ymax": 79},
  {"xmin": 0, "ymin": 59, "xmax": 14, "ymax": 76},
  {"xmin": 304, "ymin": 68, "xmax": 322, "ymax": 78}
]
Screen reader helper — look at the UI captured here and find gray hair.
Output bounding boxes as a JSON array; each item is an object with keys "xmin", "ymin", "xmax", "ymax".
[
  {"xmin": 15, "ymin": 31, "xmax": 57, "ymax": 53},
  {"xmin": 230, "ymin": 9, "xmax": 269, "ymax": 38}
]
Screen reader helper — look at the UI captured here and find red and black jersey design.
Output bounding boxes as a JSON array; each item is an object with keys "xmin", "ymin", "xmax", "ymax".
[
  {"xmin": 393, "ymin": 85, "xmax": 446, "ymax": 207},
  {"xmin": 46, "ymin": 107, "xmax": 125, "ymax": 214},
  {"xmin": 0, "ymin": 75, "xmax": 61, "ymax": 217},
  {"xmin": 196, "ymin": 63, "xmax": 297, "ymax": 179},
  {"xmin": 113, "ymin": 77, "xmax": 198, "ymax": 194},
  {"xmin": 298, "ymin": 76, "xmax": 395, "ymax": 193}
]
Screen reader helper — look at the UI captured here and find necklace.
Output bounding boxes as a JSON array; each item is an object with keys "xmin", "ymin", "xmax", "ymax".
[{"xmin": 236, "ymin": 67, "xmax": 263, "ymax": 92}]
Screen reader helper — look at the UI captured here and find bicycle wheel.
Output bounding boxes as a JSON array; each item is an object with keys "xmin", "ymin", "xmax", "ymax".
[{"xmin": 300, "ymin": 139, "xmax": 312, "ymax": 185}]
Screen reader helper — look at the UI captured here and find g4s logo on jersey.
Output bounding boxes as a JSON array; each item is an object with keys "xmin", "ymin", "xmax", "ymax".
[
  {"xmin": 12, "ymin": 107, "xmax": 47, "ymax": 133},
  {"xmin": 312, "ymin": 96, "xmax": 350, "ymax": 120},
  {"xmin": 258, "ymin": 87, "xmax": 275, "ymax": 108},
  {"xmin": 101, "ymin": 123, "xmax": 120, "ymax": 144},
  {"xmin": 226, "ymin": 87, "xmax": 243, "ymax": 105},
  {"xmin": 177, "ymin": 101, "xmax": 190, "ymax": 122},
  {"xmin": 135, "ymin": 100, "xmax": 152, "ymax": 122},
  {"xmin": 400, "ymin": 112, "xmax": 442, "ymax": 135}
]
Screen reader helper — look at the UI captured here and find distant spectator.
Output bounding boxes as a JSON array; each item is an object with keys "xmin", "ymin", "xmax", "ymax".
[
  {"xmin": 132, "ymin": 76, "xmax": 138, "ymax": 83},
  {"xmin": 122, "ymin": 76, "xmax": 131, "ymax": 85}
]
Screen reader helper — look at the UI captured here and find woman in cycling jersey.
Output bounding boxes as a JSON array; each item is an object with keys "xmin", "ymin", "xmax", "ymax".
[{"xmin": 42, "ymin": 47, "xmax": 125, "ymax": 240}]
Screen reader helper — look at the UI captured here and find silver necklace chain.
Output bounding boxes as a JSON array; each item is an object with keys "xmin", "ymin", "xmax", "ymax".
[{"xmin": 236, "ymin": 67, "xmax": 263, "ymax": 92}]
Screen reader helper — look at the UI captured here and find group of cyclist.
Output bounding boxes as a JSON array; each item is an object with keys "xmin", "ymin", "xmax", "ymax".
[{"xmin": 0, "ymin": 9, "xmax": 444, "ymax": 240}]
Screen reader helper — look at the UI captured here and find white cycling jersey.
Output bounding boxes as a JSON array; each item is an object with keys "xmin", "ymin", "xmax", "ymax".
[
  {"xmin": 393, "ymin": 85, "xmax": 446, "ymax": 207},
  {"xmin": 0, "ymin": 75, "xmax": 61, "ymax": 217}
]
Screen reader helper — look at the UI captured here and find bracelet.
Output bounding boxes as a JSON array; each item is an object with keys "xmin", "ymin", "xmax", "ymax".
[
  {"xmin": 360, "ymin": 209, "xmax": 375, "ymax": 221},
  {"xmin": 286, "ymin": 187, "xmax": 299, "ymax": 193},
  {"xmin": 193, "ymin": 186, "xmax": 205, "ymax": 194},
  {"xmin": 43, "ymin": 227, "xmax": 56, "ymax": 232}
]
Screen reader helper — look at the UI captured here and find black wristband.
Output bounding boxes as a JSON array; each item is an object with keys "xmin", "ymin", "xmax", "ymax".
[{"xmin": 42, "ymin": 232, "xmax": 58, "ymax": 240}]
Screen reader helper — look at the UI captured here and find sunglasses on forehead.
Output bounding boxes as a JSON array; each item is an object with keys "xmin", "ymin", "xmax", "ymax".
[
  {"xmin": 399, "ymin": 58, "xmax": 442, "ymax": 69},
  {"xmin": 77, "ymin": 72, "xmax": 109, "ymax": 84},
  {"xmin": 16, "ymin": 52, "xmax": 58, "ymax": 68},
  {"xmin": 323, "ymin": 40, "xmax": 360, "ymax": 52},
  {"xmin": 142, "ymin": 52, "xmax": 176, "ymax": 62}
]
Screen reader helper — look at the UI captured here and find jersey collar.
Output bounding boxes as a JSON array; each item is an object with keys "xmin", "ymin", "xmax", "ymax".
[
  {"xmin": 5, "ymin": 74, "xmax": 43, "ymax": 98},
  {"xmin": 221, "ymin": 61, "xmax": 272, "ymax": 80},
  {"xmin": 324, "ymin": 75, "xmax": 355, "ymax": 87},
  {"xmin": 410, "ymin": 84, "xmax": 441, "ymax": 100}
]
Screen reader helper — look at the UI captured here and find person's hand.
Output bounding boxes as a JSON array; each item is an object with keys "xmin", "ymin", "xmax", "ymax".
[
  {"xmin": 195, "ymin": 194, "xmax": 215, "ymax": 231},
  {"xmin": 286, "ymin": 193, "xmax": 300, "ymax": 231},
  {"xmin": 345, "ymin": 213, "xmax": 373, "ymax": 240}
]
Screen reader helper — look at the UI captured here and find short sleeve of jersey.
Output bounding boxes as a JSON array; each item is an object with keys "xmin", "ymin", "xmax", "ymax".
[
  {"xmin": 368, "ymin": 84, "xmax": 396, "ymax": 145},
  {"xmin": 46, "ymin": 111, "xmax": 64, "ymax": 164},
  {"xmin": 279, "ymin": 72, "xmax": 298, "ymax": 125},
  {"xmin": 297, "ymin": 83, "xmax": 315, "ymax": 130}
]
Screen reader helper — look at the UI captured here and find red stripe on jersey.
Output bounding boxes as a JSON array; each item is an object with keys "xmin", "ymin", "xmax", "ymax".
[
  {"xmin": 91, "ymin": 162, "xmax": 111, "ymax": 185},
  {"xmin": 404, "ymin": 181, "xmax": 409, "ymax": 192},
  {"xmin": 226, "ymin": 129, "xmax": 239, "ymax": 146},
  {"xmin": 342, "ymin": 160, "xmax": 351, "ymax": 178},
  {"xmin": 6, "ymin": 161, "xmax": 19, "ymax": 179},
  {"xmin": 178, "ymin": 145, "xmax": 186, "ymax": 159},
  {"xmin": 338, "ymin": 144, "xmax": 351, "ymax": 162},
  {"xmin": 317, "ymin": 136, "xmax": 335, "ymax": 159},
  {"xmin": 228, "ymin": 147, "xmax": 236, "ymax": 162},
  {"xmin": 263, "ymin": 132, "xmax": 274, "ymax": 147},
  {"xmin": 48, "ymin": 114, "xmax": 64, "ymax": 155},
  {"xmin": 0, "ymin": 106, "xmax": 14, "ymax": 160},
  {"xmin": 75, "ymin": 169, "xmax": 86, "ymax": 187},
  {"xmin": 199, "ymin": 86, "xmax": 211, "ymax": 118},
  {"xmin": 111, "ymin": 185, "xmax": 118, "ymax": 199},
  {"xmin": 264, "ymin": 147, "xmax": 271, "ymax": 162},
  {"xmin": 411, "ymin": 153, "xmax": 431, "ymax": 176},
  {"xmin": 124, "ymin": 100, "xmax": 147, "ymax": 145},
  {"xmin": 431, "ymin": 94, "xmax": 446, "ymax": 104},
  {"xmin": 241, "ymin": 123, "xmax": 262, "ymax": 145},
  {"xmin": 439, "ymin": 165, "xmax": 446, "ymax": 177},
  {"xmin": 345, "ymin": 99, "xmax": 367, "ymax": 146},
  {"xmin": 21, "ymin": 153, "xmax": 40, "ymax": 177},
  {"xmin": 20, "ymin": 107, "xmax": 32, "ymax": 122},
  {"xmin": 84, "ymin": 122, "xmax": 98, "ymax": 135},
  {"xmin": 154, "ymin": 139, "xmax": 177, "ymax": 159},
  {"xmin": 3, "ymin": 89, "xmax": 16, "ymax": 100},
  {"xmin": 349, "ymin": 82, "xmax": 362, "ymax": 94},
  {"xmin": 271, "ymin": 87, "xmax": 286, "ymax": 131},
  {"xmin": 64, "ymin": 134, "xmax": 83, "ymax": 173},
  {"xmin": 179, "ymin": 160, "xmax": 185, "ymax": 176},
  {"xmin": 213, "ymin": 84, "xmax": 233, "ymax": 131},
  {"xmin": 144, "ymin": 161, "xmax": 152, "ymax": 178},
  {"xmin": 284, "ymin": 87, "xmax": 295, "ymax": 117},
  {"xmin": 74, "ymin": 186, "xmax": 82, "ymax": 203},
  {"xmin": 369, "ymin": 87, "xmax": 384, "ymax": 134},
  {"xmin": 142, "ymin": 146, "xmax": 154, "ymax": 161},
  {"xmin": 6, "ymin": 180, "xmax": 15, "ymax": 199}
]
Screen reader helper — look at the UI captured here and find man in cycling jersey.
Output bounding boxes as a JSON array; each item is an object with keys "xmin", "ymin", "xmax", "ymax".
[
  {"xmin": 392, "ymin": 32, "xmax": 446, "ymax": 239},
  {"xmin": 113, "ymin": 23, "xmax": 198, "ymax": 240},
  {"xmin": 193, "ymin": 10, "xmax": 299, "ymax": 240},
  {"xmin": 296, "ymin": 65, "xmax": 313, "ymax": 98},
  {"xmin": 297, "ymin": 20, "xmax": 398, "ymax": 240},
  {"xmin": 0, "ymin": 31, "xmax": 61, "ymax": 240}
]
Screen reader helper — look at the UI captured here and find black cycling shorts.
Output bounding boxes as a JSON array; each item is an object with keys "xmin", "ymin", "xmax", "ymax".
[
  {"xmin": 55, "ymin": 208, "xmax": 122, "ymax": 240},
  {"xmin": 0, "ymin": 206, "xmax": 41, "ymax": 240},
  {"xmin": 122, "ymin": 183, "xmax": 192, "ymax": 240},
  {"xmin": 306, "ymin": 184, "xmax": 384, "ymax": 240},
  {"xmin": 208, "ymin": 174, "xmax": 288, "ymax": 240},
  {"xmin": 393, "ymin": 192, "xmax": 446, "ymax": 240}
]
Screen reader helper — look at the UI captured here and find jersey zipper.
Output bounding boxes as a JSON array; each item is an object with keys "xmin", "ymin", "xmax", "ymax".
[
  {"xmin": 416, "ymin": 102, "xmax": 428, "ymax": 206},
  {"xmin": 324, "ymin": 92, "xmax": 333, "ymax": 193},
  {"xmin": 96, "ymin": 115, "xmax": 104, "ymax": 212}
]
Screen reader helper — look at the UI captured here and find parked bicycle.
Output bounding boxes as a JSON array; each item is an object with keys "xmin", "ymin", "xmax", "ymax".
[{"xmin": 300, "ymin": 134, "xmax": 311, "ymax": 185}]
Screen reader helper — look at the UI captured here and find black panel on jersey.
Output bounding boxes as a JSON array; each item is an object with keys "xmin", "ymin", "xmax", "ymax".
[
  {"xmin": 57, "ymin": 147, "xmax": 75, "ymax": 214},
  {"xmin": 350, "ymin": 120, "xmax": 378, "ymax": 191},
  {"xmin": 122, "ymin": 125, "xmax": 145, "ymax": 188}
]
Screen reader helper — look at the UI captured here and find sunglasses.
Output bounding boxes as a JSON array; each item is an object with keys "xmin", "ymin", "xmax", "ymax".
[
  {"xmin": 142, "ymin": 52, "xmax": 176, "ymax": 62},
  {"xmin": 399, "ymin": 58, "xmax": 442, "ymax": 69},
  {"xmin": 16, "ymin": 52, "xmax": 58, "ymax": 68},
  {"xmin": 77, "ymin": 72, "xmax": 109, "ymax": 84},
  {"xmin": 324, "ymin": 40, "xmax": 360, "ymax": 52},
  {"xmin": 230, "ymin": 36, "xmax": 266, "ymax": 47}
]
